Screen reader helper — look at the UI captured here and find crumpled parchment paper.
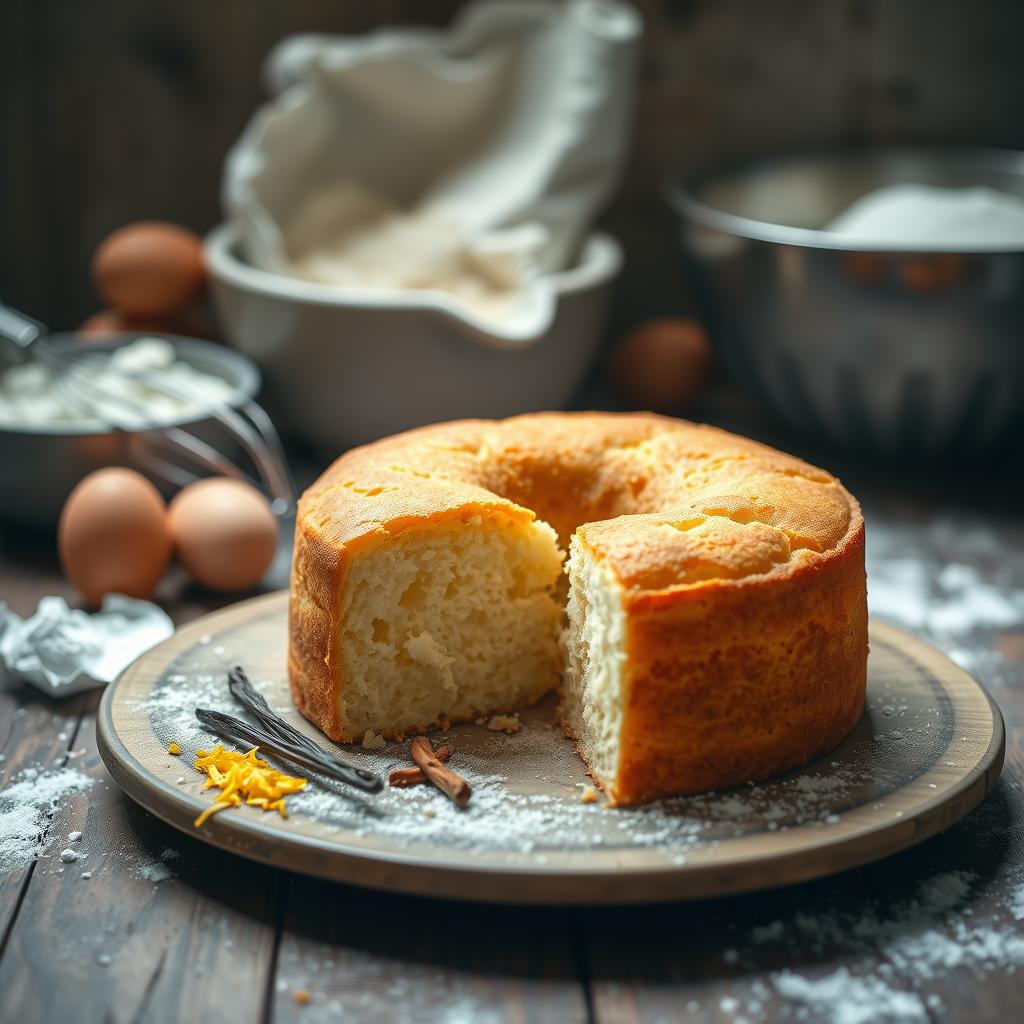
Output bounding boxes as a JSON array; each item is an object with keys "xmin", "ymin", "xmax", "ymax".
[{"xmin": 0, "ymin": 595, "xmax": 174, "ymax": 696}]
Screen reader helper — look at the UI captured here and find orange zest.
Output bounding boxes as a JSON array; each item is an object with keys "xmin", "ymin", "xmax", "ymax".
[{"xmin": 192, "ymin": 745, "xmax": 307, "ymax": 827}]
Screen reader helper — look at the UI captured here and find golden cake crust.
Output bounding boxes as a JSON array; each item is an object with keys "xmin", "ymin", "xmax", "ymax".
[{"xmin": 289, "ymin": 412, "xmax": 867, "ymax": 802}]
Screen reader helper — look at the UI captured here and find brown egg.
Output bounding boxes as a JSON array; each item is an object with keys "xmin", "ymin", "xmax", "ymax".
[
  {"xmin": 92, "ymin": 222, "xmax": 206, "ymax": 318},
  {"xmin": 610, "ymin": 318, "xmax": 713, "ymax": 412},
  {"xmin": 841, "ymin": 252, "xmax": 887, "ymax": 286},
  {"xmin": 899, "ymin": 254, "xmax": 966, "ymax": 293},
  {"xmin": 168, "ymin": 479, "xmax": 278, "ymax": 592},
  {"xmin": 59, "ymin": 468, "xmax": 172, "ymax": 606}
]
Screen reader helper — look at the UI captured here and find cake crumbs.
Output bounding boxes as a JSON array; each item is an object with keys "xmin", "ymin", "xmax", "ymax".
[
  {"xmin": 486, "ymin": 713, "xmax": 521, "ymax": 734},
  {"xmin": 360, "ymin": 730, "xmax": 386, "ymax": 751},
  {"xmin": 293, "ymin": 989, "xmax": 312, "ymax": 1005},
  {"xmin": 578, "ymin": 784, "xmax": 600, "ymax": 804}
]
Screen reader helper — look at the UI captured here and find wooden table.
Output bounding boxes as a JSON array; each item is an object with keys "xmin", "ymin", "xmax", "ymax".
[{"xmin": 1, "ymin": 421, "xmax": 1022, "ymax": 1023}]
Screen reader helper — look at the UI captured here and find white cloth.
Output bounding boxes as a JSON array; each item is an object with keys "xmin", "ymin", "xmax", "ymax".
[{"xmin": 223, "ymin": 0, "xmax": 640, "ymax": 338}]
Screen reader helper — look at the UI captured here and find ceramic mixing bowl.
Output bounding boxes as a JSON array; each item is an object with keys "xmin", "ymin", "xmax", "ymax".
[{"xmin": 205, "ymin": 225, "xmax": 622, "ymax": 450}]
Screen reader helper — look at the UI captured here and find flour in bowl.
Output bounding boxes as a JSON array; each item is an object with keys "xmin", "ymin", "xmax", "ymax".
[
  {"xmin": 281, "ymin": 182, "xmax": 539, "ymax": 323},
  {"xmin": 825, "ymin": 183, "xmax": 1024, "ymax": 248}
]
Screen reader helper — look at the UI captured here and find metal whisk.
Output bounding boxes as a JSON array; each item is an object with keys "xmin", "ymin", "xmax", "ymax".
[{"xmin": 0, "ymin": 303, "xmax": 295, "ymax": 516}]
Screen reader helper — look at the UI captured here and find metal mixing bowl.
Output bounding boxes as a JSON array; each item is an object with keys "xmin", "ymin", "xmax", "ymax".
[
  {"xmin": 670, "ymin": 148, "xmax": 1024, "ymax": 458},
  {"xmin": 0, "ymin": 334, "xmax": 260, "ymax": 529}
]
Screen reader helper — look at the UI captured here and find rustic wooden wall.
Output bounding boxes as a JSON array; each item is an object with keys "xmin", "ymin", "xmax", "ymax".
[{"xmin": 2, "ymin": 0, "xmax": 1023, "ymax": 333}]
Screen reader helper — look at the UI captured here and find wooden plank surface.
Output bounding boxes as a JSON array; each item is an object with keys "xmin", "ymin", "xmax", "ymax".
[
  {"xmin": 0, "ymin": 703, "xmax": 284, "ymax": 1024},
  {"xmin": 271, "ymin": 879, "xmax": 588, "ymax": 1023},
  {"xmin": 0, "ymin": 686, "xmax": 87, "ymax": 943}
]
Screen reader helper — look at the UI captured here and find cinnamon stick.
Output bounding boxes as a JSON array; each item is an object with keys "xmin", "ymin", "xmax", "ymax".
[
  {"xmin": 409, "ymin": 737, "xmax": 471, "ymax": 807},
  {"xmin": 388, "ymin": 745, "xmax": 452, "ymax": 787}
]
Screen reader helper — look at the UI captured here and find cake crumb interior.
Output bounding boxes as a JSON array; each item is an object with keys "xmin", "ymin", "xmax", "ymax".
[
  {"xmin": 561, "ymin": 535, "xmax": 627, "ymax": 793},
  {"xmin": 337, "ymin": 514, "xmax": 564, "ymax": 737}
]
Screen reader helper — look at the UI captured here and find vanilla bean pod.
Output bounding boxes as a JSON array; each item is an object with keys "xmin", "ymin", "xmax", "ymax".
[
  {"xmin": 195, "ymin": 707, "xmax": 382, "ymax": 794},
  {"xmin": 227, "ymin": 665, "xmax": 336, "ymax": 763}
]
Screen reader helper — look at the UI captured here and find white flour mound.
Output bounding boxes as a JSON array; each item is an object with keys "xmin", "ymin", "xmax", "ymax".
[
  {"xmin": 282, "ymin": 182, "xmax": 530, "ymax": 324},
  {"xmin": 0, "ymin": 766, "xmax": 94, "ymax": 872},
  {"xmin": 826, "ymin": 184, "xmax": 1024, "ymax": 248}
]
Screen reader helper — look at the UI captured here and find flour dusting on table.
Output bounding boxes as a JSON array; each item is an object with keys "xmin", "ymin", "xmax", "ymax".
[
  {"xmin": 0, "ymin": 766, "xmax": 94, "ymax": 872},
  {"xmin": 728, "ymin": 867, "xmax": 1024, "ymax": 1023},
  {"xmin": 867, "ymin": 512, "xmax": 1024, "ymax": 640}
]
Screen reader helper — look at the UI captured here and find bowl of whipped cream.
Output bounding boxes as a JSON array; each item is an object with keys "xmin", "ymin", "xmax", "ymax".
[
  {"xmin": 0, "ymin": 335, "xmax": 260, "ymax": 528},
  {"xmin": 671, "ymin": 147, "xmax": 1024, "ymax": 458}
]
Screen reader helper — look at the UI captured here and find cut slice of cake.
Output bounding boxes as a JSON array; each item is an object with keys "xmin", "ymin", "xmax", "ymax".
[
  {"xmin": 290, "ymin": 508, "xmax": 564, "ymax": 744},
  {"xmin": 560, "ymin": 510, "xmax": 867, "ymax": 805},
  {"xmin": 560, "ymin": 534, "xmax": 628, "ymax": 798}
]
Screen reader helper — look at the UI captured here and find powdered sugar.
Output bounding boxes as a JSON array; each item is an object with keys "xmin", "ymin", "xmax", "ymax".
[
  {"xmin": 708, "ymin": 868, "xmax": 1024, "ymax": 1022},
  {"xmin": 773, "ymin": 969, "xmax": 928, "ymax": 1024},
  {"xmin": 866, "ymin": 514, "xmax": 1024, "ymax": 639},
  {"xmin": 0, "ymin": 766, "xmax": 94, "ymax": 872},
  {"xmin": 133, "ymin": 846, "xmax": 183, "ymax": 883},
  {"xmin": 138, "ymin": 857, "xmax": 175, "ymax": 883},
  {"xmin": 136, "ymin": 632, "xmax": 952, "ymax": 863},
  {"xmin": 1011, "ymin": 882, "xmax": 1024, "ymax": 921},
  {"xmin": 863, "ymin": 509, "xmax": 1023, "ymax": 749}
]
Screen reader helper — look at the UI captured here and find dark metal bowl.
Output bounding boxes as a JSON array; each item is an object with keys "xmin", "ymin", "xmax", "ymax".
[{"xmin": 670, "ymin": 147, "xmax": 1024, "ymax": 458}]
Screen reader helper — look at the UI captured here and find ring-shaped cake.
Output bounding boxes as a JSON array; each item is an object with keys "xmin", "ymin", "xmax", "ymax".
[{"xmin": 289, "ymin": 412, "xmax": 867, "ymax": 805}]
